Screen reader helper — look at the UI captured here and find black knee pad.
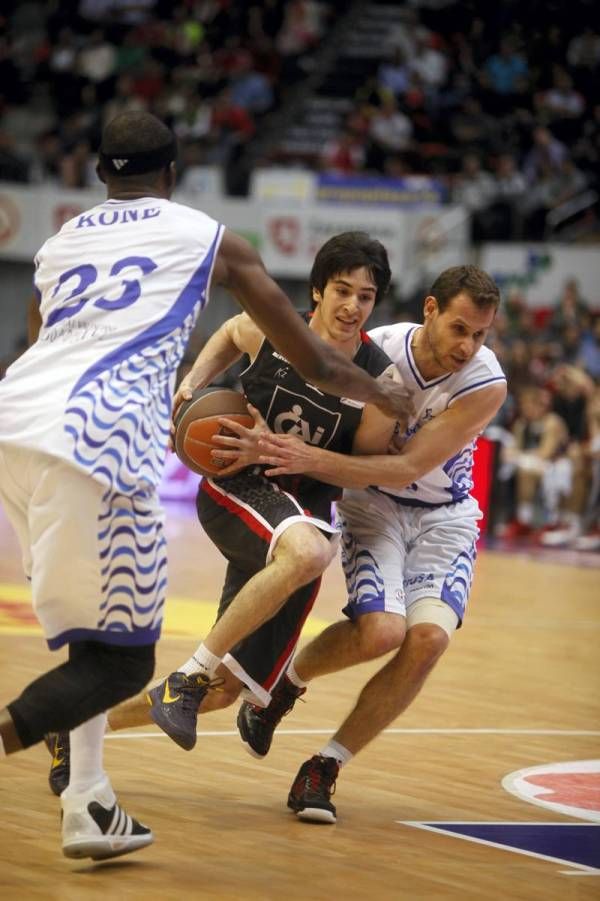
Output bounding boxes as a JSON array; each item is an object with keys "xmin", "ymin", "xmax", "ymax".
[
  {"xmin": 69, "ymin": 640, "xmax": 156, "ymax": 699},
  {"xmin": 8, "ymin": 641, "xmax": 155, "ymax": 748}
]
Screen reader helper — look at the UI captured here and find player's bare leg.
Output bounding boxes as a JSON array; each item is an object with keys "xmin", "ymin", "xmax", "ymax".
[
  {"xmin": 203, "ymin": 522, "xmax": 334, "ymax": 658},
  {"xmin": 332, "ymin": 622, "xmax": 449, "ymax": 754},
  {"xmin": 293, "ymin": 612, "xmax": 406, "ymax": 682},
  {"xmin": 0, "ymin": 708, "xmax": 24, "ymax": 754},
  {"xmin": 286, "ymin": 623, "xmax": 449, "ymax": 824},
  {"xmin": 146, "ymin": 522, "xmax": 334, "ymax": 749}
]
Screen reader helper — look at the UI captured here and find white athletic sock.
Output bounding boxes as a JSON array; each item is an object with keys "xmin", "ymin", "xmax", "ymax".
[
  {"xmin": 62, "ymin": 713, "xmax": 107, "ymax": 798},
  {"xmin": 319, "ymin": 739, "xmax": 353, "ymax": 768},
  {"xmin": 286, "ymin": 659, "xmax": 308, "ymax": 690},
  {"xmin": 178, "ymin": 643, "xmax": 221, "ymax": 679}
]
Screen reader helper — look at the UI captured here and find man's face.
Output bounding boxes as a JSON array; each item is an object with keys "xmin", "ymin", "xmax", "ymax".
[
  {"xmin": 423, "ymin": 291, "xmax": 495, "ymax": 373},
  {"xmin": 312, "ymin": 266, "xmax": 377, "ymax": 343}
]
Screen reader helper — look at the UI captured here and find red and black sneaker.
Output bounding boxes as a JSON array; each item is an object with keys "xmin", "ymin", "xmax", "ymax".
[
  {"xmin": 237, "ymin": 675, "xmax": 306, "ymax": 758},
  {"xmin": 287, "ymin": 755, "xmax": 339, "ymax": 824}
]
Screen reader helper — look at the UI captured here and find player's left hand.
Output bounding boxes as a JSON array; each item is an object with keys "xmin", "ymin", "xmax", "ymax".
[
  {"xmin": 210, "ymin": 404, "xmax": 272, "ymax": 474},
  {"xmin": 258, "ymin": 432, "xmax": 320, "ymax": 477}
]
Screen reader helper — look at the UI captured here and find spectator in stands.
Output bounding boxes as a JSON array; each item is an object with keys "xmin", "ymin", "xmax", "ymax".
[
  {"xmin": 228, "ymin": 51, "xmax": 275, "ymax": 115},
  {"xmin": 499, "ymin": 385, "xmax": 571, "ymax": 539},
  {"xmin": 503, "ymin": 287, "xmax": 529, "ymax": 339},
  {"xmin": 487, "ymin": 153, "xmax": 527, "ymax": 239},
  {"xmin": 572, "ymin": 385, "xmax": 600, "ymax": 550},
  {"xmin": 578, "ymin": 314, "xmax": 600, "ymax": 381},
  {"xmin": 377, "ymin": 47, "xmax": 410, "ymax": 100},
  {"xmin": 77, "ymin": 28, "xmax": 117, "ymax": 102},
  {"xmin": 276, "ymin": 0, "xmax": 324, "ymax": 82},
  {"xmin": 101, "ymin": 73, "xmax": 147, "ymax": 128},
  {"xmin": 320, "ymin": 127, "xmax": 366, "ymax": 175},
  {"xmin": 58, "ymin": 137, "xmax": 97, "ymax": 189},
  {"xmin": 539, "ymin": 364, "xmax": 595, "ymax": 545},
  {"xmin": 408, "ymin": 32, "xmax": 449, "ymax": 94},
  {"xmin": 368, "ymin": 95, "xmax": 413, "ymax": 170},
  {"xmin": 0, "ymin": 130, "xmax": 29, "ymax": 182},
  {"xmin": 567, "ymin": 27, "xmax": 600, "ymax": 97},
  {"xmin": 448, "ymin": 97, "xmax": 496, "ymax": 156},
  {"xmin": 548, "ymin": 278, "xmax": 591, "ymax": 336},
  {"xmin": 451, "ymin": 153, "xmax": 496, "ymax": 241},
  {"xmin": 535, "ymin": 66, "xmax": 585, "ymax": 143},
  {"xmin": 481, "ymin": 37, "xmax": 529, "ymax": 116},
  {"xmin": 523, "ymin": 126, "xmax": 568, "ymax": 184}
]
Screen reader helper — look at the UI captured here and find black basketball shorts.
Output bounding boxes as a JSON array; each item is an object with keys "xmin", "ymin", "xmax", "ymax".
[{"xmin": 197, "ymin": 468, "xmax": 338, "ymax": 705}]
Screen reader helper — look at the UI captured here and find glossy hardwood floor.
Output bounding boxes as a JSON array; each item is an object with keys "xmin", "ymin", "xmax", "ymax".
[{"xmin": 1, "ymin": 502, "xmax": 599, "ymax": 900}]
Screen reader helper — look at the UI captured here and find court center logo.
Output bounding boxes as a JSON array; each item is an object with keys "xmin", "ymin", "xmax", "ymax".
[
  {"xmin": 502, "ymin": 759, "xmax": 600, "ymax": 823},
  {"xmin": 266, "ymin": 386, "xmax": 341, "ymax": 447}
]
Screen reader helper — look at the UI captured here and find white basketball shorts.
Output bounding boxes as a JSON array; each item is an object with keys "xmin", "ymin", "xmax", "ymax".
[
  {"xmin": 0, "ymin": 444, "xmax": 166, "ymax": 649},
  {"xmin": 336, "ymin": 488, "xmax": 482, "ymax": 626}
]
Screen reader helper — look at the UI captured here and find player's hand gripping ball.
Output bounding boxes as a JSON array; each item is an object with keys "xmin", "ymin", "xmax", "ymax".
[{"xmin": 173, "ymin": 386, "xmax": 254, "ymax": 477}]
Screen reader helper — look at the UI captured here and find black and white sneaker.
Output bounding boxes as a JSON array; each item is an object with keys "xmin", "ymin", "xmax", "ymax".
[
  {"xmin": 287, "ymin": 755, "xmax": 339, "ymax": 824},
  {"xmin": 61, "ymin": 777, "xmax": 153, "ymax": 860}
]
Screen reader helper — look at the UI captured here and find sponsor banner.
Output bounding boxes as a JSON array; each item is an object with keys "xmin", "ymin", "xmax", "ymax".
[
  {"xmin": 479, "ymin": 243, "xmax": 600, "ymax": 309},
  {"xmin": 261, "ymin": 205, "xmax": 468, "ymax": 283},
  {"xmin": 250, "ymin": 168, "xmax": 316, "ymax": 204},
  {"xmin": 317, "ymin": 173, "xmax": 447, "ymax": 206},
  {"xmin": 261, "ymin": 205, "xmax": 405, "ymax": 277},
  {"xmin": 502, "ymin": 759, "xmax": 600, "ymax": 823}
]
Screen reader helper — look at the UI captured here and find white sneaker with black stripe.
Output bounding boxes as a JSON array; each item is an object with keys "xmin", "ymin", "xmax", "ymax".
[{"xmin": 61, "ymin": 776, "xmax": 153, "ymax": 860}]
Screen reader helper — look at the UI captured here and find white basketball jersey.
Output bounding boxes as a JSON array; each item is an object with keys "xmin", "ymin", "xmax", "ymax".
[
  {"xmin": 368, "ymin": 321, "xmax": 506, "ymax": 505},
  {"xmin": 0, "ymin": 196, "xmax": 223, "ymax": 494}
]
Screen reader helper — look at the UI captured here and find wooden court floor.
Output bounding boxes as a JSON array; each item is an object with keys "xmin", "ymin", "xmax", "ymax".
[{"xmin": 1, "ymin": 501, "xmax": 599, "ymax": 900}]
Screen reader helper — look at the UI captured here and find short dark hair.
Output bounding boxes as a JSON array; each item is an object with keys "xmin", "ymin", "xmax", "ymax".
[
  {"xmin": 429, "ymin": 265, "xmax": 500, "ymax": 312},
  {"xmin": 310, "ymin": 232, "xmax": 392, "ymax": 306},
  {"xmin": 101, "ymin": 111, "xmax": 173, "ymax": 155},
  {"xmin": 99, "ymin": 111, "xmax": 175, "ymax": 179}
]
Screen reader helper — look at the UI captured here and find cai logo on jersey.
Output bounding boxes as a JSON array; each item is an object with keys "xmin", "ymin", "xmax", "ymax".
[{"xmin": 266, "ymin": 386, "xmax": 341, "ymax": 447}]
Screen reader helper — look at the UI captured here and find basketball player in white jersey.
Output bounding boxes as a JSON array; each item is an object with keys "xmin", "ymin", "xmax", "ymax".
[
  {"xmin": 0, "ymin": 111, "xmax": 412, "ymax": 861},
  {"xmin": 243, "ymin": 265, "xmax": 507, "ymax": 823}
]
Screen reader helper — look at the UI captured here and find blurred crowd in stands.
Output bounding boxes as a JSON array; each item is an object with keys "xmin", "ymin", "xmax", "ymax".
[
  {"xmin": 1, "ymin": 0, "xmax": 599, "ymax": 239},
  {"xmin": 484, "ymin": 276, "xmax": 600, "ymax": 551},
  {"xmin": 0, "ymin": 0, "xmax": 336, "ymax": 195}
]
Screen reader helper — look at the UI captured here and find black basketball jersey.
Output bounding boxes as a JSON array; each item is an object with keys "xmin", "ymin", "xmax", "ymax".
[{"xmin": 240, "ymin": 312, "xmax": 394, "ymax": 519}]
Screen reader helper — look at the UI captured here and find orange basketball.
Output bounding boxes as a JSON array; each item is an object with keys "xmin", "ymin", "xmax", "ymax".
[{"xmin": 173, "ymin": 387, "xmax": 253, "ymax": 477}]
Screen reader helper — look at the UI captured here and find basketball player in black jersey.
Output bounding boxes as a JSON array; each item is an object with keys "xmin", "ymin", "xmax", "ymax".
[{"xmin": 93, "ymin": 232, "xmax": 404, "ymax": 755}]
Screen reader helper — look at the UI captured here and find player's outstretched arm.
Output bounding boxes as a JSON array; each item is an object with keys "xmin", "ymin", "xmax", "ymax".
[
  {"xmin": 259, "ymin": 383, "xmax": 507, "ymax": 490},
  {"xmin": 171, "ymin": 314, "xmax": 262, "ymax": 423},
  {"xmin": 214, "ymin": 229, "xmax": 415, "ymax": 421}
]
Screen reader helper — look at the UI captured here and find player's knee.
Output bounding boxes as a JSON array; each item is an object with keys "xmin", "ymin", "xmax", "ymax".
[
  {"xmin": 405, "ymin": 623, "xmax": 449, "ymax": 670},
  {"xmin": 356, "ymin": 613, "xmax": 406, "ymax": 659},
  {"xmin": 275, "ymin": 524, "xmax": 334, "ymax": 583},
  {"xmin": 93, "ymin": 642, "xmax": 156, "ymax": 704}
]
